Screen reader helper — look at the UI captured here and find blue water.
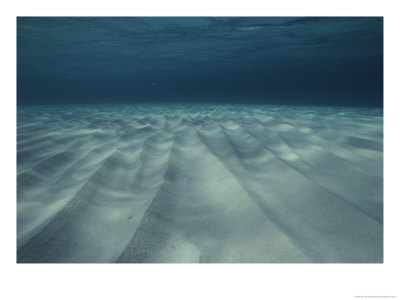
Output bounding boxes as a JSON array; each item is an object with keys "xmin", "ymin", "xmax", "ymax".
[
  {"xmin": 16, "ymin": 18, "xmax": 384, "ymax": 263},
  {"xmin": 17, "ymin": 17, "xmax": 383, "ymax": 107}
]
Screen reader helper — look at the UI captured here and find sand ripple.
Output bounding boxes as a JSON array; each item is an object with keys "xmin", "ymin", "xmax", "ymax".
[{"xmin": 17, "ymin": 105, "xmax": 383, "ymax": 263}]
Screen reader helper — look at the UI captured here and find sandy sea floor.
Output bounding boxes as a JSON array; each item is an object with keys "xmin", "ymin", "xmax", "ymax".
[{"xmin": 17, "ymin": 105, "xmax": 383, "ymax": 263}]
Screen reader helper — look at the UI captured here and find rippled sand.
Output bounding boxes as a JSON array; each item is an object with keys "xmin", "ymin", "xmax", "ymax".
[{"xmin": 17, "ymin": 105, "xmax": 383, "ymax": 263}]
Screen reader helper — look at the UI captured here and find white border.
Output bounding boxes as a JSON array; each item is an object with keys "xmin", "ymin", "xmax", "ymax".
[{"xmin": 2, "ymin": 1, "xmax": 399, "ymax": 299}]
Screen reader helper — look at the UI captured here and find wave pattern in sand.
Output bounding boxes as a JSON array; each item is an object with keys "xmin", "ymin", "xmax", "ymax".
[{"xmin": 17, "ymin": 105, "xmax": 383, "ymax": 263}]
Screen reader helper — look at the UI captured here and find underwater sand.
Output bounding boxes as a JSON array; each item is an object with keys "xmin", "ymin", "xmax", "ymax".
[{"xmin": 17, "ymin": 105, "xmax": 383, "ymax": 263}]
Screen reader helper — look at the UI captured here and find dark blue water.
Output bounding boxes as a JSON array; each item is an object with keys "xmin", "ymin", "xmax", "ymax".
[{"xmin": 17, "ymin": 17, "xmax": 383, "ymax": 107}]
